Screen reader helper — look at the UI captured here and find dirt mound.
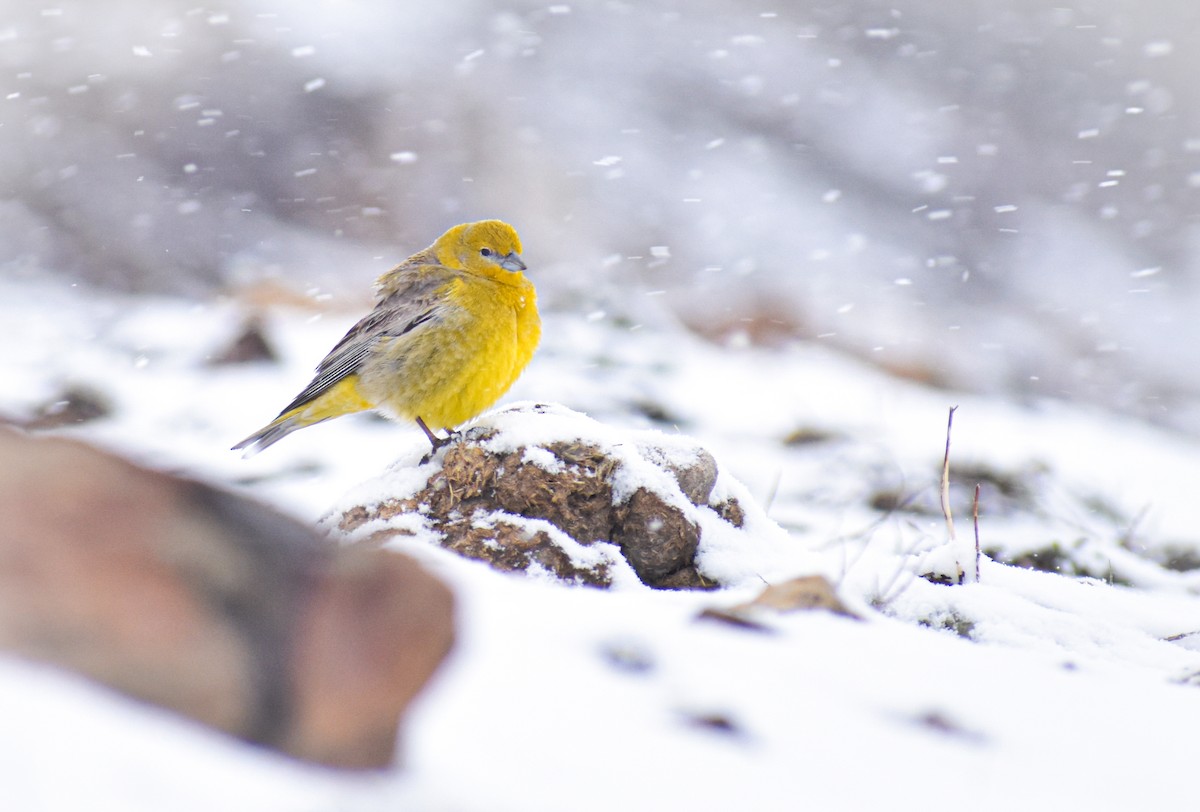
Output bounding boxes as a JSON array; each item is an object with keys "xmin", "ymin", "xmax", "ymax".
[{"xmin": 335, "ymin": 405, "xmax": 749, "ymax": 589}]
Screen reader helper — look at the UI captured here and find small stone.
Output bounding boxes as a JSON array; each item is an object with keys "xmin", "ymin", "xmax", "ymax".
[
  {"xmin": 612, "ymin": 487, "xmax": 699, "ymax": 585},
  {"xmin": 668, "ymin": 448, "xmax": 719, "ymax": 507},
  {"xmin": 24, "ymin": 385, "xmax": 111, "ymax": 429},
  {"xmin": 208, "ymin": 319, "xmax": 277, "ymax": 365}
]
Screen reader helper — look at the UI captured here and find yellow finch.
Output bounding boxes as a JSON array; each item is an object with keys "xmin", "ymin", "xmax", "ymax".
[{"xmin": 233, "ymin": 219, "xmax": 539, "ymax": 457}]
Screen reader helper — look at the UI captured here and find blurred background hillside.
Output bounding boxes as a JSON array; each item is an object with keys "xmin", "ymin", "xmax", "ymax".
[{"xmin": 5, "ymin": 0, "xmax": 1200, "ymax": 431}]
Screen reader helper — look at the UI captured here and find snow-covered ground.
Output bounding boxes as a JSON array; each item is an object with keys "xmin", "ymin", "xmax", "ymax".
[{"xmin": 5, "ymin": 275, "xmax": 1200, "ymax": 810}]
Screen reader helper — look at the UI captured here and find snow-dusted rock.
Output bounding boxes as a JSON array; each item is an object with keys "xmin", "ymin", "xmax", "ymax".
[{"xmin": 329, "ymin": 403, "xmax": 778, "ymax": 589}]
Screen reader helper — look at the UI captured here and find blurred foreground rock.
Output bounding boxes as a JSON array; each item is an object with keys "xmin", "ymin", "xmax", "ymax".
[
  {"xmin": 334, "ymin": 403, "xmax": 753, "ymax": 589},
  {"xmin": 0, "ymin": 428, "xmax": 454, "ymax": 770}
]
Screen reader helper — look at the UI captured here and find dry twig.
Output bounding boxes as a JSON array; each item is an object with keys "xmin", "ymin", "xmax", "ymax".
[
  {"xmin": 973, "ymin": 482, "xmax": 981, "ymax": 582},
  {"xmin": 940, "ymin": 406, "xmax": 964, "ymax": 583}
]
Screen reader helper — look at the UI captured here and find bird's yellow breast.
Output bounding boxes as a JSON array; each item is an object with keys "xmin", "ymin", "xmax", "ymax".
[{"xmin": 359, "ymin": 270, "xmax": 540, "ymax": 430}]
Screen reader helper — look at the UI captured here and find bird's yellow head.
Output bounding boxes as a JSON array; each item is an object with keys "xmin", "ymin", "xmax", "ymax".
[{"xmin": 435, "ymin": 219, "xmax": 527, "ymax": 277}]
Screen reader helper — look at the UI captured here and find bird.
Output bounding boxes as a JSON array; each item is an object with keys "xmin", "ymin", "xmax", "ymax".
[{"xmin": 233, "ymin": 219, "xmax": 540, "ymax": 459}]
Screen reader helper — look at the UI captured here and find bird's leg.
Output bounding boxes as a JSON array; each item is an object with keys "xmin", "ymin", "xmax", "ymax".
[{"xmin": 416, "ymin": 416, "xmax": 458, "ymax": 464}]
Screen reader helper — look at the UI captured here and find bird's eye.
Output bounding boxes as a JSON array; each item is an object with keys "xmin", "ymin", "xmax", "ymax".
[{"xmin": 480, "ymin": 247, "xmax": 493, "ymax": 257}]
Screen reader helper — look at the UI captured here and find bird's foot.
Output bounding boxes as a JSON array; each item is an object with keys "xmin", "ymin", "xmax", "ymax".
[{"xmin": 416, "ymin": 416, "xmax": 459, "ymax": 465}]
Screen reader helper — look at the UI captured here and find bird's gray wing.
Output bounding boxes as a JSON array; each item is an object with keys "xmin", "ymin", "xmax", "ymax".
[{"xmin": 275, "ymin": 267, "xmax": 455, "ymax": 416}]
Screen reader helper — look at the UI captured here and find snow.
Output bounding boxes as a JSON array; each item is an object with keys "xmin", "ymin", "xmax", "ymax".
[
  {"xmin": 14, "ymin": 0, "xmax": 1200, "ymax": 432},
  {"xmin": 409, "ymin": 564, "xmax": 1200, "ymax": 811},
  {"xmin": 0, "ymin": 656, "xmax": 402, "ymax": 812},
  {"xmin": 4, "ymin": 274, "xmax": 1200, "ymax": 810}
]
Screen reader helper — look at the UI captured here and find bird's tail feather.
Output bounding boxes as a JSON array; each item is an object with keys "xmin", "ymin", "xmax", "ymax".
[
  {"xmin": 232, "ymin": 415, "xmax": 305, "ymax": 458},
  {"xmin": 233, "ymin": 376, "xmax": 372, "ymax": 457}
]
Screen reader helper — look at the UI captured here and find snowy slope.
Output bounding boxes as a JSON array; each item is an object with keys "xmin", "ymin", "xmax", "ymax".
[{"xmin": 3, "ymin": 276, "xmax": 1200, "ymax": 810}]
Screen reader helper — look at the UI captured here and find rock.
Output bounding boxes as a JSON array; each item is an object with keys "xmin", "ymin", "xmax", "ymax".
[
  {"xmin": 287, "ymin": 544, "xmax": 455, "ymax": 767},
  {"xmin": 0, "ymin": 427, "xmax": 454, "ymax": 770},
  {"xmin": 339, "ymin": 441, "xmax": 623, "ymax": 587},
  {"xmin": 334, "ymin": 404, "xmax": 752, "ymax": 590},
  {"xmin": 612, "ymin": 487, "xmax": 699, "ymax": 583},
  {"xmin": 207, "ymin": 318, "xmax": 278, "ymax": 366},
  {"xmin": 23, "ymin": 384, "xmax": 111, "ymax": 429},
  {"xmin": 639, "ymin": 443, "xmax": 718, "ymax": 506}
]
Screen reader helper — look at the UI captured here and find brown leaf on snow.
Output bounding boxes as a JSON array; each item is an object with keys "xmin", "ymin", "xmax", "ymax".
[{"xmin": 698, "ymin": 574, "xmax": 860, "ymax": 631}]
